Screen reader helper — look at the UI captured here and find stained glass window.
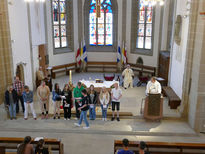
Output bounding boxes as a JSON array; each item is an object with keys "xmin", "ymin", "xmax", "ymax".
[
  {"xmin": 89, "ymin": 0, "xmax": 113, "ymax": 46},
  {"xmin": 52, "ymin": 0, "xmax": 68, "ymax": 49},
  {"xmin": 136, "ymin": 0, "xmax": 153, "ymax": 49}
]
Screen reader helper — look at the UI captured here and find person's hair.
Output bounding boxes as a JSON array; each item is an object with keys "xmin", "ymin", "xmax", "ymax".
[
  {"xmin": 63, "ymin": 84, "xmax": 69, "ymax": 91},
  {"xmin": 122, "ymin": 138, "xmax": 129, "ymax": 147},
  {"xmin": 100, "ymin": 87, "xmax": 109, "ymax": 100},
  {"xmin": 17, "ymin": 136, "xmax": 32, "ymax": 154},
  {"xmin": 54, "ymin": 83, "xmax": 59, "ymax": 91},
  {"xmin": 88, "ymin": 85, "xmax": 95, "ymax": 94},
  {"xmin": 35, "ymin": 139, "xmax": 45, "ymax": 153},
  {"xmin": 7, "ymin": 85, "xmax": 13, "ymax": 91},
  {"xmin": 139, "ymin": 141, "xmax": 146, "ymax": 150},
  {"xmin": 81, "ymin": 89, "xmax": 87, "ymax": 95},
  {"xmin": 151, "ymin": 76, "xmax": 156, "ymax": 81},
  {"xmin": 24, "ymin": 85, "xmax": 29, "ymax": 90},
  {"xmin": 77, "ymin": 82, "xmax": 81, "ymax": 86},
  {"xmin": 41, "ymin": 80, "xmax": 46, "ymax": 85}
]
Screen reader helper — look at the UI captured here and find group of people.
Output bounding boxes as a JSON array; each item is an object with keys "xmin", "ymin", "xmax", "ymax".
[
  {"xmin": 17, "ymin": 136, "xmax": 50, "ymax": 154},
  {"xmin": 5, "ymin": 76, "xmax": 123, "ymax": 129},
  {"xmin": 118, "ymin": 138, "xmax": 149, "ymax": 154}
]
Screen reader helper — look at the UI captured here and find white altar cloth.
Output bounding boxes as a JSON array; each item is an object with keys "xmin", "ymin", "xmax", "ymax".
[{"xmin": 80, "ymin": 80, "xmax": 119, "ymax": 88}]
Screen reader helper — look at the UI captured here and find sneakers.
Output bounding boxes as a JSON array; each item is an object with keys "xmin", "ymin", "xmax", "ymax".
[
  {"xmin": 34, "ymin": 118, "xmax": 37, "ymax": 120},
  {"xmin": 83, "ymin": 126, "xmax": 90, "ymax": 129},
  {"xmin": 24, "ymin": 118, "xmax": 28, "ymax": 120},
  {"xmin": 64, "ymin": 118, "xmax": 67, "ymax": 121},
  {"xmin": 58, "ymin": 116, "xmax": 60, "ymax": 119},
  {"xmin": 13, "ymin": 117, "xmax": 17, "ymax": 120},
  {"xmin": 102, "ymin": 118, "xmax": 104, "ymax": 121},
  {"xmin": 74, "ymin": 123, "xmax": 81, "ymax": 127},
  {"xmin": 111, "ymin": 117, "xmax": 115, "ymax": 121},
  {"xmin": 45, "ymin": 114, "xmax": 49, "ymax": 119},
  {"xmin": 67, "ymin": 118, "xmax": 70, "ymax": 120},
  {"xmin": 104, "ymin": 118, "xmax": 107, "ymax": 121},
  {"xmin": 53, "ymin": 116, "xmax": 56, "ymax": 120},
  {"xmin": 117, "ymin": 117, "xmax": 120, "ymax": 121}
]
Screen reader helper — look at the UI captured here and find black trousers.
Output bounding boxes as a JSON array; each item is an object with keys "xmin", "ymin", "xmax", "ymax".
[
  {"xmin": 64, "ymin": 107, "xmax": 71, "ymax": 119},
  {"xmin": 75, "ymin": 102, "xmax": 80, "ymax": 118},
  {"xmin": 16, "ymin": 95, "xmax": 25, "ymax": 113}
]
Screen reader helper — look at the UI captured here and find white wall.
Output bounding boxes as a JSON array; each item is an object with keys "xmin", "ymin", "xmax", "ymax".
[
  {"xmin": 169, "ymin": 0, "xmax": 189, "ymax": 99},
  {"xmin": 8, "ymin": 0, "xmax": 46, "ymax": 90},
  {"xmin": 8, "ymin": 0, "xmax": 33, "ymax": 88},
  {"xmin": 46, "ymin": 0, "xmax": 76, "ymax": 67},
  {"xmin": 126, "ymin": 0, "xmax": 162, "ymax": 67},
  {"xmin": 47, "ymin": 0, "xmax": 161, "ymax": 66}
]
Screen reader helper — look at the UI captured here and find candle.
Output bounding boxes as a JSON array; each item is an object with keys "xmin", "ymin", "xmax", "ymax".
[{"xmin": 69, "ymin": 70, "xmax": 72, "ymax": 83}]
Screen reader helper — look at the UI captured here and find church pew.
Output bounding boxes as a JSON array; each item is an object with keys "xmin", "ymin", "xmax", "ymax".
[
  {"xmin": 0, "ymin": 137, "xmax": 64, "ymax": 154},
  {"xmin": 162, "ymin": 86, "xmax": 181, "ymax": 109},
  {"xmin": 127, "ymin": 63, "xmax": 156, "ymax": 76},
  {"xmin": 86, "ymin": 61, "xmax": 118, "ymax": 72},
  {"xmin": 114, "ymin": 140, "xmax": 205, "ymax": 154},
  {"xmin": 50, "ymin": 62, "xmax": 76, "ymax": 79}
]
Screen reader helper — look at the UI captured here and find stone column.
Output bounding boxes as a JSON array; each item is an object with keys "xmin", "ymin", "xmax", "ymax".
[
  {"xmin": 0, "ymin": 0, "xmax": 13, "ymax": 120},
  {"xmin": 0, "ymin": 0, "xmax": 13, "ymax": 104},
  {"xmin": 181, "ymin": 0, "xmax": 205, "ymax": 132}
]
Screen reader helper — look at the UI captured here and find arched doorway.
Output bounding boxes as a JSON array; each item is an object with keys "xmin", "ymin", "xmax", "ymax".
[{"xmin": 16, "ymin": 64, "xmax": 25, "ymax": 83}]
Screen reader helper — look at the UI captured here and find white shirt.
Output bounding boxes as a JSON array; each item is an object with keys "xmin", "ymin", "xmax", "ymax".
[
  {"xmin": 99, "ymin": 93, "xmax": 110, "ymax": 105},
  {"xmin": 146, "ymin": 80, "xmax": 162, "ymax": 95},
  {"xmin": 111, "ymin": 87, "xmax": 122, "ymax": 102}
]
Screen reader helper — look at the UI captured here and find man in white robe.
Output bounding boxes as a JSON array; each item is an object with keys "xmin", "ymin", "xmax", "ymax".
[
  {"xmin": 122, "ymin": 65, "xmax": 134, "ymax": 89},
  {"xmin": 146, "ymin": 77, "xmax": 162, "ymax": 95}
]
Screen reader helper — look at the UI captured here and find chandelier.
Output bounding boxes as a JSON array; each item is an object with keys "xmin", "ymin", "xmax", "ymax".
[{"xmin": 140, "ymin": 0, "xmax": 165, "ymax": 6}]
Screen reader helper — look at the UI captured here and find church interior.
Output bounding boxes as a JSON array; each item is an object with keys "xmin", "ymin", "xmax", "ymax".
[{"xmin": 0, "ymin": 0, "xmax": 205, "ymax": 153}]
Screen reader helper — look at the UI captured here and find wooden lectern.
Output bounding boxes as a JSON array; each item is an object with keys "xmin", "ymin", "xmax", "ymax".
[{"xmin": 144, "ymin": 94, "xmax": 163, "ymax": 121}]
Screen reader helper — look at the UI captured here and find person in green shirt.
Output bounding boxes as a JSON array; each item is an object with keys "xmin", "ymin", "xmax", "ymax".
[{"xmin": 73, "ymin": 82, "xmax": 84, "ymax": 119}]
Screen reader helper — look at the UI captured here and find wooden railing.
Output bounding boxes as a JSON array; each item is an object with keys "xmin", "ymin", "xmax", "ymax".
[{"xmin": 49, "ymin": 62, "xmax": 76, "ymax": 79}]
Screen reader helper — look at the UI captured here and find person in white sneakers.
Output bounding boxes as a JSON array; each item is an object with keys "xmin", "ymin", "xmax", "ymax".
[
  {"xmin": 111, "ymin": 83, "xmax": 122, "ymax": 121},
  {"xmin": 74, "ymin": 89, "xmax": 90, "ymax": 129},
  {"xmin": 22, "ymin": 86, "xmax": 37, "ymax": 120},
  {"xmin": 99, "ymin": 87, "xmax": 110, "ymax": 121}
]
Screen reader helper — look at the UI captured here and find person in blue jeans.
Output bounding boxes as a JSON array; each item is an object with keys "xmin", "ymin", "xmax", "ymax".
[
  {"xmin": 88, "ymin": 85, "xmax": 98, "ymax": 120},
  {"xmin": 99, "ymin": 87, "xmax": 110, "ymax": 121},
  {"xmin": 117, "ymin": 139, "xmax": 134, "ymax": 154},
  {"xmin": 5, "ymin": 85, "xmax": 18, "ymax": 120},
  {"xmin": 74, "ymin": 89, "xmax": 90, "ymax": 129}
]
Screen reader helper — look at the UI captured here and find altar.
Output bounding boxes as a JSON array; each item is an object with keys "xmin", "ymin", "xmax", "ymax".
[{"xmin": 80, "ymin": 80, "xmax": 119, "ymax": 88}]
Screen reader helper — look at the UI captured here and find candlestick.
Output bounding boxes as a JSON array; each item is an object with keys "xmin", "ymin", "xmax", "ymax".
[{"xmin": 69, "ymin": 70, "xmax": 72, "ymax": 83}]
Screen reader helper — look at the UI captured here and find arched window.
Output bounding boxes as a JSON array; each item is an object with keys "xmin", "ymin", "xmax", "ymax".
[
  {"xmin": 89, "ymin": 0, "xmax": 113, "ymax": 46},
  {"xmin": 131, "ymin": 0, "xmax": 154, "ymax": 55},
  {"xmin": 85, "ymin": 0, "xmax": 117, "ymax": 51},
  {"xmin": 52, "ymin": 0, "xmax": 73, "ymax": 53},
  {"xmin": 136, "ymin": 0, "xmax": 153, "ymax": 49}
]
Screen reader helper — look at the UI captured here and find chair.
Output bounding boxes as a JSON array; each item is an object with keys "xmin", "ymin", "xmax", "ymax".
[{"xmin": 104, "ymin": 74, "xmax": 115, "ymax": 81}]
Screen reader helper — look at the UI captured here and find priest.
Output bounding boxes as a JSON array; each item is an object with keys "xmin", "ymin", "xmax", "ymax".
[
  {"xmin": 122, "ymin": 64, "xmax": 134, "ymax": 89},
  {"xmin": 146, "ymin": 77, "xmax": 162, "ymax": 95}
]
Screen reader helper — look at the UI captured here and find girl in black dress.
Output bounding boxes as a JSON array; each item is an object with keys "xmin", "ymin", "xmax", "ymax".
[{"xmin": 62, "ymin": 84, "xmax": 72, "ymax": 120}]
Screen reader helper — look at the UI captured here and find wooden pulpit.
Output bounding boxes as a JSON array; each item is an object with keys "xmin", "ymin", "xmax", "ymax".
[{"xmin": 144, "ymin": 94, "xmax": 163, "ymax": 120}]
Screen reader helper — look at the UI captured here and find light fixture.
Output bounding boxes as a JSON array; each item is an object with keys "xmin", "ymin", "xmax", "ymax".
[{"xmin": 141, "ymin": 0, "xmax": 165, "ymax": 6}]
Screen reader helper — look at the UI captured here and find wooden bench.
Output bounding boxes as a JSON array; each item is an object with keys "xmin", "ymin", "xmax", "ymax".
[
  {"xmin": 128, "ymin": 63, "xmax": 156, "ymax": 76},
  {"xmin": 50, "ymin": 62, "xmax": 76, "ymax": 79},
  {"xmin": 162, "ymin": 86, "xmax": 181, "ymax": 109},
  {"xmin": 0, "ymin": 137, "xmax": 64, "ymax": 154},
  {"xmin": 114, "ymin": 140, "xmax": 205, "ymax": 154},
  {"xmin": 86, "ymin": 61, "xmax": 118, "ymax": 72}
]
